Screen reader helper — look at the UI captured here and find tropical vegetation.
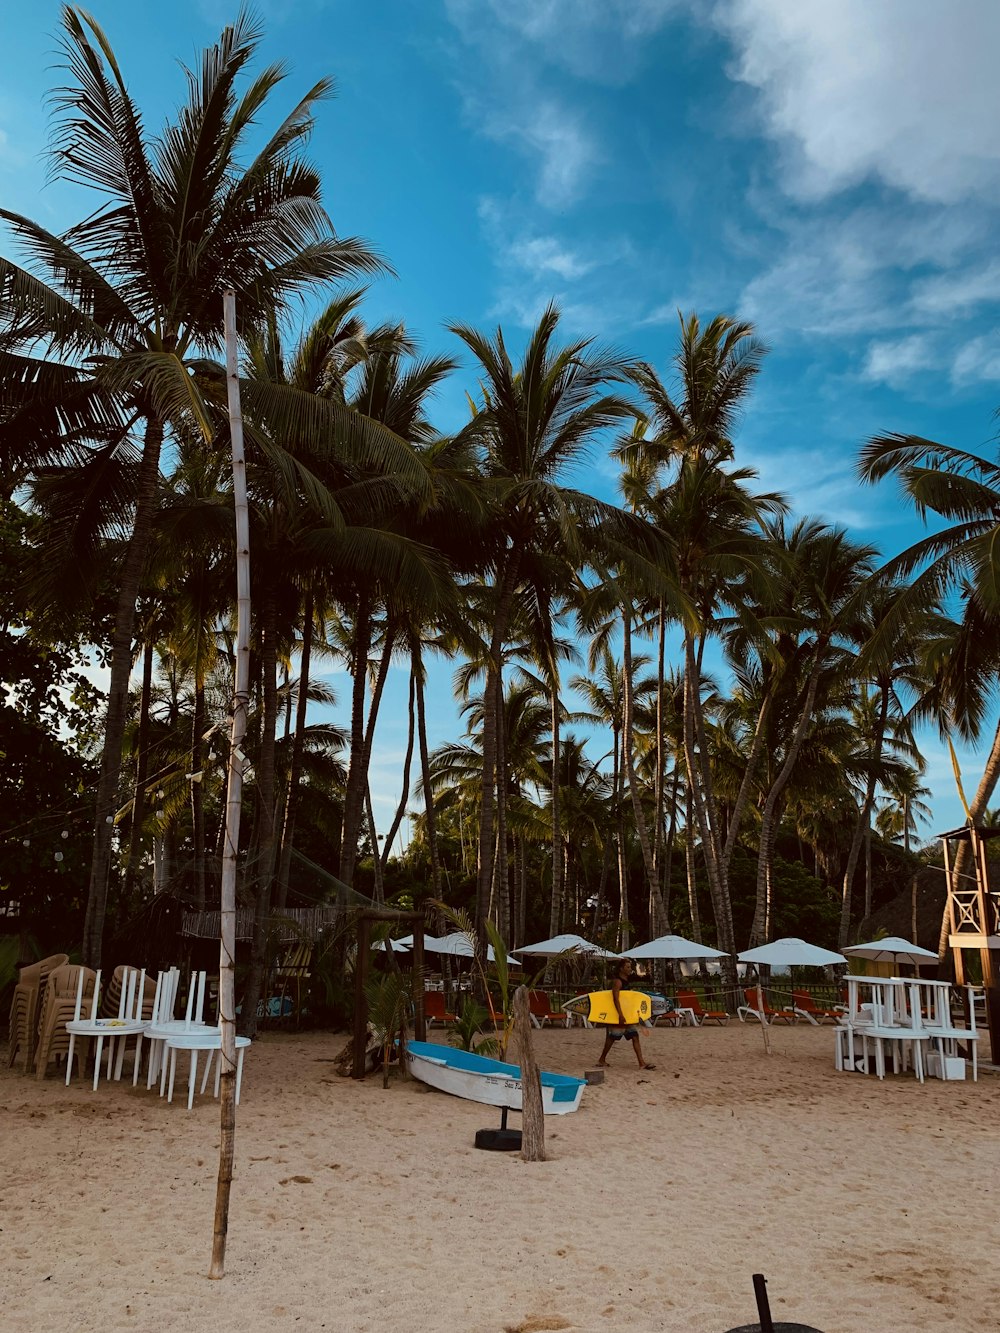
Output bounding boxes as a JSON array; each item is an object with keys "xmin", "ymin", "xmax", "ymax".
[{"xmin": 4, "ymin": 7, "xmax": 995, "ymax": 1018}]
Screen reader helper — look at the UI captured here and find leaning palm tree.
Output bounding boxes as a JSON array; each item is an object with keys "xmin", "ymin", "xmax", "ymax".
[{"xmin": 0, "ymin": 8, "xmax": 383, "ymax": 964}]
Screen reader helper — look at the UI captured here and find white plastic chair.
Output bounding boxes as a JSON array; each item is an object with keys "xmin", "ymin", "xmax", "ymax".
[
  {"xmin": 65, "ymin": 967, "xmax": 147, "ymax": 1090},
  {"xmin": 165, "ymin": 1029, "xmax": 251, "ymax": 1110}
]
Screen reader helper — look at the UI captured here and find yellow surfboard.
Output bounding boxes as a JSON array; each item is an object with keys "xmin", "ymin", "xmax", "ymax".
[{"xmin": 565, "ymin": 990, "xmax": 651, "ymax": 1025}]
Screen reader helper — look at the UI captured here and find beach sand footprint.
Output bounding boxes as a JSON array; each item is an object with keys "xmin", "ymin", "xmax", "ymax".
[{"xmin": 504, "ymin": 1317, "xmax": 573, "ymax": 1332}]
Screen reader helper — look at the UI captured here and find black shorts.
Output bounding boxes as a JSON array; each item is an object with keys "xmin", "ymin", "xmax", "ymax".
[{"xmin": 607, "ymin": 1027, "xmax": 639, "ymax": 1041}]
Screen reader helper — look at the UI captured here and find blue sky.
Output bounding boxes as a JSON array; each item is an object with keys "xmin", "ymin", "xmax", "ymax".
[{"xmin": 6, "ymin": 0, "xmax": 1000, "ymax": 847}]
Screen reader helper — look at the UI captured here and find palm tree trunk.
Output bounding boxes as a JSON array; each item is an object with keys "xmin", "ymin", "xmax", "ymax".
[
  {"xmin": 275, "ymin": 588, "xmax": 314, "ymax": 911},
  {"xmin": 623, "ymin": 610, "xmax": 665, "ymax": 931},
  {"xmin": 83, "ymin": 415, "xmax": 164, "ymax": 967},
  {"xmin": 240, "ymin": 576, "xmax": 280, "ymax": 1039},
  {"xmin": 654, "ymin": 600, "xmax": 666, "ymax": 871},
  {"xmin": 548, "ymin": 674, "xmax": 563, "ymax": 941},
  {"xmin": 413, "ymin": 641, "xmax": 443, "ymax": 898},
  {"xmin": 338, "ymin": 599, "xmax": 372, "ymax": 885},
  {"xmin": 751, "ymin": 648, "xmax": 825, "ymax": 946},
  {"xmin": 122, "ymin": 635, "xmax": 155, "ymax": 910},
  {"xmin": 684, "ymin": 789, "xmax": 702, "ymax": 942},
  {"xmin": 722, "ymin": 688, "xmax": 774, "ymax": 874},
  {"xmin": 682, "ymin": 633, "xmax": 734, "ymax": 960},
  {"xmin": 191, "ymin": 671, "xmax": 207, "ymax": 912},
  {"xmin": 476, "ymin": 557, "xmax": 520, "ymax": 936},
  {"xmin": 838, "ymin": 687, "xmax": 889, "ymax": 946},
  {"xmin": 495, "ymin": 682, "xmax": 511, "ymax": 939},
  {"xmin": 381, "ymin": 666, "xmax": 416, "ymax": 872},
  {"xmin": 367, "ymin": 784, "xmax": 384, "ymax": 903},
  {"xmin": 341, "ymin": 614, "xmax": 395, "ymax": 885}
]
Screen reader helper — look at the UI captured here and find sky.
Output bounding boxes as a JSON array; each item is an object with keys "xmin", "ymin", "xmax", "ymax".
[{"xmin": 5, "ymin": 0, "xmax": 1000, "ymax": 849}]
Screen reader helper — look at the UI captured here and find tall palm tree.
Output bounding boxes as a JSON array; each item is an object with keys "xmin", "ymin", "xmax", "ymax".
[
  {"xmin": 626, "ymin": 313, "xmax": 782, "ymax": 980},
  {"xmin": 0, "ymin": 8, "xmax": 383, "ymax": 964},
  {"xmin": 449, "ymin": 304, "xmax": 635, "ymax": 938}
]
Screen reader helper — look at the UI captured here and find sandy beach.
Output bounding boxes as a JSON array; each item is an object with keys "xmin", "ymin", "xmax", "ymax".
[{"xmin": 2, "ymin": 1022, "xmax": 997, "ymax": 1333}]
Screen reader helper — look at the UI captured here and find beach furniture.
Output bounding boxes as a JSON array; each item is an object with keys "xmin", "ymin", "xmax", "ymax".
[
  {"xmin": 6, "ymin": 953, "xmax": 68, "ymax": 1071},
  {"xmin": 146, "ymin": 969, "xmax": 211, "ymax": 1093},
  {"xmin": 164, "ymin": 1027, "xmax": 251, "ymax": 1110},
  {"xmin": 65, "ymin": 966, "xmax": 148, "ymax": 1090},
  {"xmin": 423, "ymin": 991, "xmax": 457, "ymax": 1027},
  {"xmin": 528, "ymin": 989, "xmax": 570, "ymax": 1028},
  {"xmin": 677, "ymin": 989, "xmax": 729, "ymax": 1025},
  {"xmin": 34, "ymin": 964, "xmax": 97, "ymax": 1079},
  {"xmin": 785, "ymin": 990, "xmax": 844, "ymax": 1024},
  {"xmin": 270, "ymin": 941, "xmax": 312, "ymax": 1023},
  {"xmin": 737, "ymin": 987, "xmax": 798, "ymax": 1025}
]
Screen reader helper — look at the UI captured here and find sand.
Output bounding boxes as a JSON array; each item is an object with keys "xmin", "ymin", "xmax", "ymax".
[{"xmin": 2, "ymin": 1022, "xmax": 997, "ymax": 1333}]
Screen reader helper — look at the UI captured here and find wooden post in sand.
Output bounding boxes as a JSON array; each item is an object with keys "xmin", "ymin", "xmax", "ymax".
[
  {"xmin": 210, "ymin": 289, "xmax": 251, "ymax": 1280},
  {"xmin": 513, "ymin": 986, "xmax": 544, "ymax": 1161}
]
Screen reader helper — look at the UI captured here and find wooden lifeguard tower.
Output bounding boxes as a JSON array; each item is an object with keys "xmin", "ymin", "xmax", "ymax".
[{"xmin": 939, "ymin": 825, "xmax": 1000, "ymax": 1061}]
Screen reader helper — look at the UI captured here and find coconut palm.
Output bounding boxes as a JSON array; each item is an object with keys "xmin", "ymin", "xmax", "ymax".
[
  {"xmin": 0, "ymin": 8, "xmax": 383, "ymax": 964},
  {"xmin": 449, "ymin": 304, "xmax": 637, "ymax": 938}
]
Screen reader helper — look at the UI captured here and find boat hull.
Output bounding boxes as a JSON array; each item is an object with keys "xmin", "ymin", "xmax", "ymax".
[{"xmin": 406, "ymin": 1040, "xmax": 584, "ymax": 1115}]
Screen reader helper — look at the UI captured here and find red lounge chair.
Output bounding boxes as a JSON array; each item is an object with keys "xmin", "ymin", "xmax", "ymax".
[
  {"xmin": 677, "ymin": 989, "xmax": 730, "ymax": 1026},
  {"xmin": 528, "ymin": 989, "xmax": 570, "ymax": 1028},
  {"xmin": 737, "ymin": 987, "xmax": 797, "ymax": 1025},
  {"xmin": 789, "ymin": 989, "xmax": 844, "ymax": 1024},
  {"xmin": 423, "ymin": 991, "xmax": 457, "ymax": 1027}
]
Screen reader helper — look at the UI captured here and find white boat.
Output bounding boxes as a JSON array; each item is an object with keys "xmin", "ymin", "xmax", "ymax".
[{"xmin": 406, "ymin": 1040, "xmax": 585, "ymax": 1115}]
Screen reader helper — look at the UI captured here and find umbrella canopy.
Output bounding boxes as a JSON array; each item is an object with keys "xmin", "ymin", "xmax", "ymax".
[
  {"xmin": 623, "ymin": 933, "xmax": 727, "ymax": 961},
  {"xmin": 738, "ymin": 937, "xmax": 846, "ymax": 969},
  {"xmin": 374, "ymin": 933, "xmax": 438, "ymax": 953},
  {"xmin": 423, "ymin": 933, "xmax": 521, "ymax": 965},
  {"xmin": 842, "ymin": 937, "xmax": 938, "ymax": 968},
  {"xmin": 513, "ymin": 933, "xmax": 620, "ymax": 959}
]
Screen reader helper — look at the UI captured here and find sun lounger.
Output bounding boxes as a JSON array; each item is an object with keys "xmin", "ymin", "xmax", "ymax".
[
  {"xmin": 424, "ymin": 991, "xmax": 457, "ymax": 1027},
  {"xmin": 737, "ymin": 987, "xmax": 797, "ymax": 1025},
  {"xmin": 528, "ymin": 989, "xmax": 570, "ymax": 1028},
  {"xmin": 786, "ymin": 989, "xmax": 844, "ymax": 1025},
  {"xmin": 677, "ymin": 989, "xmax": 729, "ymax": 1025}
]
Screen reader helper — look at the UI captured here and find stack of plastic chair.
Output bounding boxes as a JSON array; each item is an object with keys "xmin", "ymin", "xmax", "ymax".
[
  {"xmin": 34, "ymin": 964, "xmax": 97, "ymax": 1080},
  {"xmin": 66, "ymin": 966, "xmax": 149, "ymax": 1090},
  {"xmin": 144, "ymin": 969, "xmax": 210, "ymax": 1093},
  {"xmin": 100, "ymin": 965, "xmax": 156, "ymax": 1023},
  {"xmin": 7, "ymin": 953, "xmax": 69, "ymax": 1071}
]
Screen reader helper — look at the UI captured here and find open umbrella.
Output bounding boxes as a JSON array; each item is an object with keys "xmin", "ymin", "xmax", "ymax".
[
  {"xmin": 424, "ymin": 933, "xmax": 521, "ymax": 965},
  {"xmin": 842, "ymin": 936, "xmax": 938, "ymax": 970},
  {"xmin": 622, "ymin": 933, "xmax": 727, "ymax": 961},
  {"xmin": 737, "ymin": 938, "xmax": 847, "ymax": 1051},
  {"xmin": 514, "ymin": 933, "xmax": 620, "ymax": 959}
]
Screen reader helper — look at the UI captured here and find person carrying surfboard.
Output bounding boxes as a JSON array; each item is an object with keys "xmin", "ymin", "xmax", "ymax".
[{"xmin": 596, "ymin": 959, "xmax": 655, "ymax": 1070}]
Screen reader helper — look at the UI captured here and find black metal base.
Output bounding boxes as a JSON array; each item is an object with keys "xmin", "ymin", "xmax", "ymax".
[
  {"xmin": 724, "ymin": 1325, "xmax": 823, "ymax": 1332},
  {"xmin": 474, "ymin": 1105, "xmax": 522, "ymax": 1151}
]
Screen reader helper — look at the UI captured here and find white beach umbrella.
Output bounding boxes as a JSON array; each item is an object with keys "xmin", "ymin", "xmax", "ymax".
[
  {"xmin": 842, "ymin": 936, "xmax": 938, "ymax": 969},
  {"xmin": 622, "ymin": 933, "xmax": 727, "ymax": 961},
  {"xmin": 738, "ymin": 937, "xmax": 846, "ymax": 969},
  {"xmin": 737, "ymin": 937, "xmax": 847, "ymax": 1043},
  {"xmin": 514, "ymin": 933, "xmax": 620, "ymax": 959},
  {"xmin": 423, "ymin": 933, "xmax": 521, "ymax": 965}
]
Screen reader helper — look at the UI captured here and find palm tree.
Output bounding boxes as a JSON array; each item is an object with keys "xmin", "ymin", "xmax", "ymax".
[
  {"xmin": 626, "ymin": 313, "xmax": 782, "ymax": 981},
  {"xmin": 449, "ymin": 304, "xmax": 635, "ymax": 939},
  {"xmin": 0, "ymin": 8, "xmax": 382, "ymax": 964},
  {"xmin": 859, "ymin": 431, "xmax": 1000, "ymax": 951}
]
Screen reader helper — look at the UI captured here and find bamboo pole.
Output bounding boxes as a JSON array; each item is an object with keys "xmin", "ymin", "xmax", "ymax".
[
  {"xmin": 513, "ymin": 986, "xmax": 544, "ymax": 1161},
  {"xmin": 210, "ymin": 289, "xmax": 251, "ymax": 1280}
]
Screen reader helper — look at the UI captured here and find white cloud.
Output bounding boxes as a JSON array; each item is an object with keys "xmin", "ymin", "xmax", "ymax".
[
  {"xmin": 711, "ymin": 0, "xmax": 1000, "ymax": 205},
  {"xmin": 446, "ymin": 0, "xmax": 679, "ymax": 83},
  {"xmin": 911, "ymin": 261, "xmax": 1000, "ymax": 318},
  {"xmin": 862, "ymin": 335, "xmax": 937, "ymax": 389},
  {"xmin": 950, "ymin": 333, "xmax": 1000, "ymax": 386},
  {"xmin": 477, "ymin": 98, "xmax": 597, "ymax": 208}
]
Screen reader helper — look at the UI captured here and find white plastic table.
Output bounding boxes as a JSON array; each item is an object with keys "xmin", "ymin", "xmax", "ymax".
[
  {"xmin": 165, "ymin": 1031, "xmax": 250, "ymax": 1110},
  {"xmin": 65, "ymin": 1016, "xmax": 147, "ymax": 1090}
]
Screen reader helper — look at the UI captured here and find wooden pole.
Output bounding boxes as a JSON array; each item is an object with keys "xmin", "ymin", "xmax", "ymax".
[
  {"xmin": 513, "ymin": 986, "xmax": 544, "ymax": 1161},
  {"xmin": 210, "ymin": 289, "xmax": 251, "ymax": 1280}
]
